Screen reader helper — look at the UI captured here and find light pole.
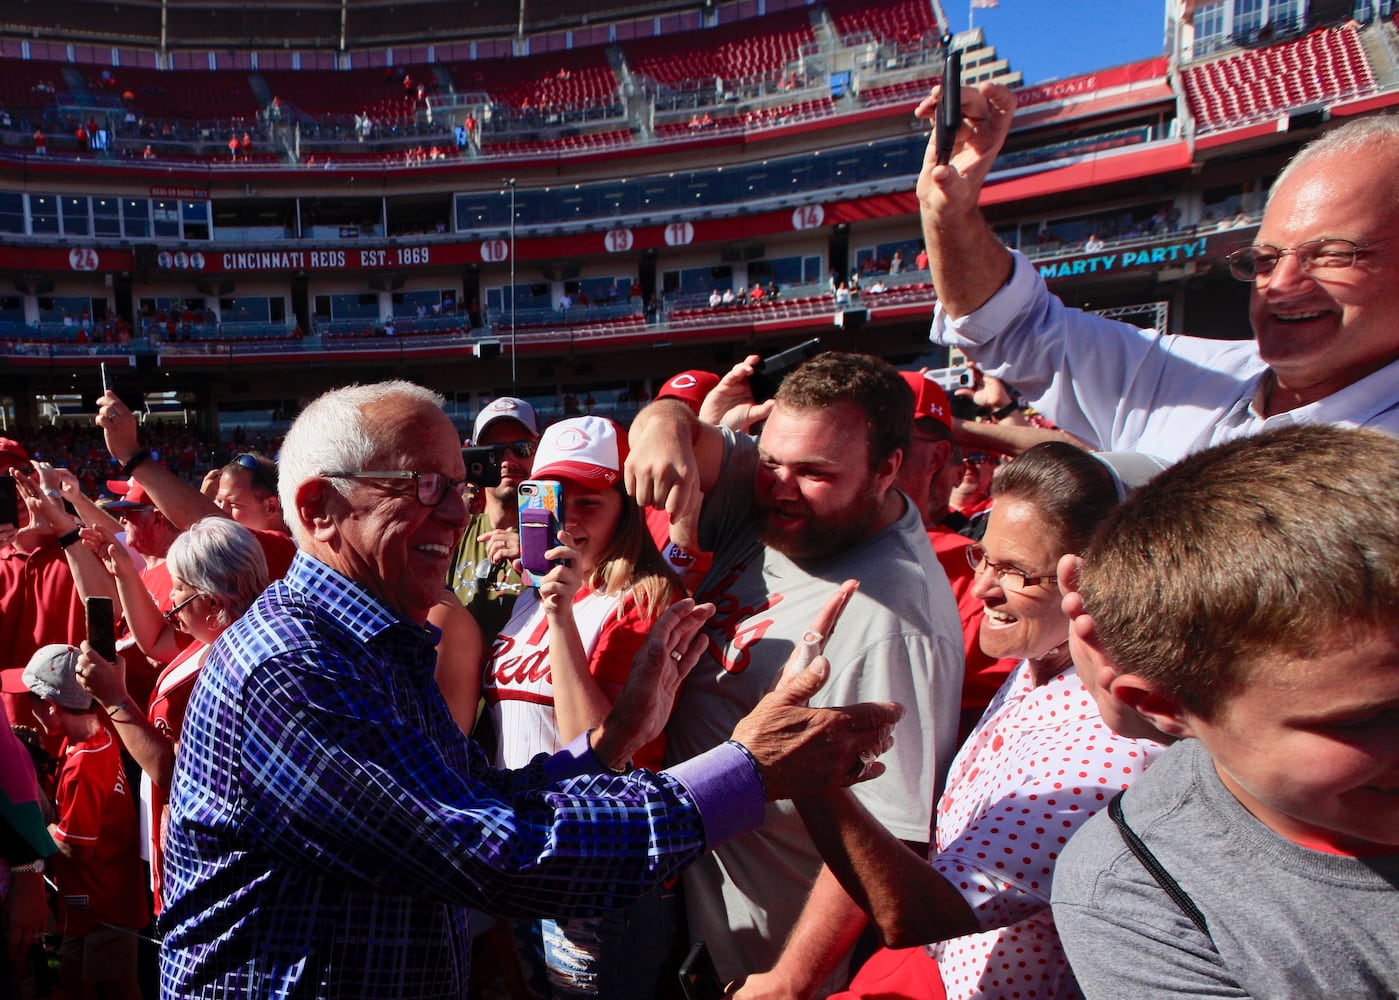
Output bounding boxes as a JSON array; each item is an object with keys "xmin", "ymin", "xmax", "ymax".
[{"xmin": 505, "ymin": 177, "xmax": 517, "ymax": 388}]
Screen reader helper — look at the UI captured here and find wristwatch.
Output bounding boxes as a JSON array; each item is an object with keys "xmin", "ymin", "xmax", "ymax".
[{"xmin": 10, "ymin": 859, "xmax": 44, "ymax": 875}]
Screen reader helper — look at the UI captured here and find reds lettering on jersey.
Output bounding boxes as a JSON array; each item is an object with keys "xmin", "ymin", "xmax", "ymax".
[{"xmin": 695, "ymin": 561, "xmax": 786, "ymax": 675}]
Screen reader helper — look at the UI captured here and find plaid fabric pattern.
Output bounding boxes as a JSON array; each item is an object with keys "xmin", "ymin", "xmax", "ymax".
[{"xmin": 160, "ymin": 552, "xmax": 710, "ymax": 999}]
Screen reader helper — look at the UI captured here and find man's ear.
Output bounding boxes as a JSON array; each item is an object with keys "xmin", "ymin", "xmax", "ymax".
[
  {"xmin": 928, "ymin": 439, "xmax": 954, "ymax": 477},
  {"xmin": 295, "ymin": 477, "xmax": 339, "ymax": 544},
  {"xmin": 875, "ymin": 447, "xmax": 903, "ymax": 492},
  {"xmin": 1109, "ymin": 675, "xmax": 1197, "ymax": 741},
  {"xmin": 1060, "ymin": 553, "xmax": 1190, "ymax": 744}
]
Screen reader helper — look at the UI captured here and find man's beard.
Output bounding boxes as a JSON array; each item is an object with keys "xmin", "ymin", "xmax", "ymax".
[{"xmin": 758, "ymin": 477, "xmax": 883, "ymax": 561}]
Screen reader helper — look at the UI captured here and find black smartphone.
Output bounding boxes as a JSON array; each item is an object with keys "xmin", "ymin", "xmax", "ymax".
[
  {"xmin": 936, "ymin": 37, "xmax": 962, "ymax": 166},
  {"xmin": 86, "ymin": 595, "xmax": 117, "ymax": 662},
  {"xmin": 0, "ymin": 475, "xmax": 17, "ymax": 527},
  {"xmin": 678, "ymin": 941, "xmax": 726, "ymax": 1000},
  {"xmin": 462, "ymin": 445, "xmax": 504, "ymax": 488},
  {"xmin": 750, "ymin": 337, "xmax": 822, "ymax": 401},
  {"xmin": 518, "ymin": 479, "xmax": 565, "ymax": 578}
]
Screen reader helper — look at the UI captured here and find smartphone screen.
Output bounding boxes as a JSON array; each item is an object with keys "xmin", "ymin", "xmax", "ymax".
[
  {"xmin": 86, "ymin": 595, "xmax": 117, "ymax": 661},
  {"xmin": 0, "ymin": 476, "xmax": 18, "ymax": 527},
  {"xmin": 936, "ymin": 43, "xmax": 962, "ymax": 166},
  {"xmin": 518, "ymin": 479, "xmax": 565, "ymax": 578}
]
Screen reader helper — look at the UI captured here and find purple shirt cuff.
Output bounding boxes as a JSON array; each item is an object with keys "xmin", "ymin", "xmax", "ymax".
[
  {"xmin": 664, "ymin": 740, "xmax": 766, "ymax": 849},
  {"xmin": 544, "ymin": 732, "xmax": 602, "ymax": 784},
  {"xmin": 545, "ymin": 735, "xmax": 765, "ymax": 849}
]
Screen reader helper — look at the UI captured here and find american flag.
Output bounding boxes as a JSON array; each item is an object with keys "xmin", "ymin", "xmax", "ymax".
[{"xmin": 971, "ymin": 0, "xmax": 1000, "ymax": 8}]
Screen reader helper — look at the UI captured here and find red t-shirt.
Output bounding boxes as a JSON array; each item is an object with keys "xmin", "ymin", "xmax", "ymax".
[
  {"xmin": 144, "ymin": 640, "xmax": 207, "ymax": 912},
  {"xmin": 249, "ymin": 527, "xmax": 297, "ymax": 582},
  {"xmin": 0, "ymin": 540, "xmax": 86, "ymax": 667},
  {"xmin": 50, "ymin": 728, "xmax": 149, "ymax": 935}
]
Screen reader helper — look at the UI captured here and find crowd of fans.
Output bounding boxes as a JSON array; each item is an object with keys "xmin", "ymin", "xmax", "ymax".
[{"xmin": 2, "ymin": 94, "xmax": 1396, "ymax": 1000}]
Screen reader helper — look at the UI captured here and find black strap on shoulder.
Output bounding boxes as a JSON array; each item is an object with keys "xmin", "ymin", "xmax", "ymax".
[{"xmin": 1108, "ymin": 790, "xmax": 1212, "ymax": 939}]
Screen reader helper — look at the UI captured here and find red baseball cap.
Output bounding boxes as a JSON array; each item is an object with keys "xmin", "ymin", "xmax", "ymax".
[
  {"xmin": 104, "ymin": 479, "xmax": 156, "ymax": 509},
  {"xmin": 0, "ymin": 437, "xmax": 29, "ymax": 464},
  {"xmin": 656, "ymin": 369, "xmax": 721, "ymax": 416},
  {"xmin": 901, "ymin": 372, "xmax": 953, "ymax": 431}
]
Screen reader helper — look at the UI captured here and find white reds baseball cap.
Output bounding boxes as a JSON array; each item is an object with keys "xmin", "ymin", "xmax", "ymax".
[{"xmin": 530, "ymin": 416, "xmax": 628, "ymax": 490}]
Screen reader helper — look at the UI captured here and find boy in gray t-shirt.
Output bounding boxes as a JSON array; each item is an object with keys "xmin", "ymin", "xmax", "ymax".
[{"xmin": 1051, "ymin": 424, "xmax": 1399, "ymax": 999}]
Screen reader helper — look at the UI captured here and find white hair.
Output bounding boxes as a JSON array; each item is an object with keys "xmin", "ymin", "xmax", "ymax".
[
  {"xmin": 1269, "ymin": 113, "xmax": 1399, "ymax": 201},
  {"xmin": 277, "ymin": 380, "xmax": 447, "ymax": 545},
  {"xmin": 166, "ymin": 516, "xmax": 269, "ymax": 628}
]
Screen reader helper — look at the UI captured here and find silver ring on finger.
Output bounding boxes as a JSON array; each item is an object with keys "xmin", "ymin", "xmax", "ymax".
[{"xmin": 670, "ymin": 650, "xmax": 683, "ymax": 662}]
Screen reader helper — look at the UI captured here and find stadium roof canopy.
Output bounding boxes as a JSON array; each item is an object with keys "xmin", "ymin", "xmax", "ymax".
[{"xmin": 3, "ymin": 0, "xmax": 706, "ymax": 50}]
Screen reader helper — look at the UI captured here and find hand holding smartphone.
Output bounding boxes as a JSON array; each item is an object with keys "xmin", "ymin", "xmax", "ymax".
[
  {"xmin": 935, "ymin": 36, "xmax": 962, "ymax": 166},
  {"xmin": 518, "ymin": 479, "xmax": 565, "ymax": 578},
  {"xmin": 86, "ymin": 596, "xmax": 117, "ymax": 662},
  {"xmin": 750, "ymin": 337, "xmax": 822, "ymax": 401}
]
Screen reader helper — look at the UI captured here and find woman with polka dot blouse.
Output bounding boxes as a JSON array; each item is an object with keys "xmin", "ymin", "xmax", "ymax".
[{"xmin": 794, "ymin": 443, "xmax": 1167, "ymax": 1000}]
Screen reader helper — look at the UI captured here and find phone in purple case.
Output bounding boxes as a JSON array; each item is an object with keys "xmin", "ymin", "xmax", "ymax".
[{"xmin": 518, "ymin": 479, "xmax": 565, "ymax": 578}]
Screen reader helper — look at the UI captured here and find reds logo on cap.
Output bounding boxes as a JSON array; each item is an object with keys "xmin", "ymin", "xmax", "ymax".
[
  {"xmin": 669, "ymin": 374, "xmax": 699, "ymax": 391},
  {"xmin": 552, "ymin": 427, "xmax": 592, "ymax": 453}
]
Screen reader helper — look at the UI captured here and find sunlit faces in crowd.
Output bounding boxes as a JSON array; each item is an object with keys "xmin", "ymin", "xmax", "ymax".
[
  {"xmin": 754, "ymin": 401, "xmax": 897, "ymax": 561},
  {"xmin": 317, "ymin": 399, "xmax": 470, "ymax": 623},
  {"xmin": 968, "ymin": 497, "xmax": 1067, "ymax": 666},
  {"xmin": 1247, "ymin": 138, "xmax": 1399, "ymax": 403},
  {"xmin": 559, "ymin": 486, "xmax": 624, "ymax": 575},
  {"xmin": 215, "ymin": 459, "xmax": 282, "ymax": 531},
  {"xmin": 476, "ymin": 421, "xmax": 538, "ymax": 503}
]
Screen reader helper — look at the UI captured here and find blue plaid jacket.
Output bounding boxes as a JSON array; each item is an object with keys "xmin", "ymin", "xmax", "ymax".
[{"xmin": 160, "ymin": 552, "xmax": 752, "ymax": 999}]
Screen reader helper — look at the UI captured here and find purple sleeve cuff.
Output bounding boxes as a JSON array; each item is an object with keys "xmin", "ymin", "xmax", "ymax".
[
  {"xmin": 664, "ymin": 740, "xmax": 766, "ymax": 849},
  {"xmin": 544, "ymin": 731, "xmax": 601, "ymax": 784},
  {"xmin": 545, "ymin": 735, "xmax": 765, "ymax": 849}
]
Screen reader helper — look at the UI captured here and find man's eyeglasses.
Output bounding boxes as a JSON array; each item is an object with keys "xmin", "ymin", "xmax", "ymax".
[
  {"xmin": 1225, "ymin": 236, "xmax": 1395, "ymax": 282},
  {"xmin": 163, "ymin": 591, "xmax": 202, "ymax": 624},
  {"xmin": 965, "ymin": 543, "xmax": 1058, "ymax": 592},
  {"xmin": 325, "ymin": 470, "xmax": 469, "ymax": 507}
]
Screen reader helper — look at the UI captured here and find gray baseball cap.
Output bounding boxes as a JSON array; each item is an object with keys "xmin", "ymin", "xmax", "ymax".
[{"xmin": 23, "ymin": 644, "xmax": 95, "ymax": 711}]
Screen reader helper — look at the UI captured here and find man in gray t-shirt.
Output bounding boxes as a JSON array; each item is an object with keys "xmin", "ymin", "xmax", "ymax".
[{"xmin": 627, "ymin": 352, "xmax": 964, "ymax": 994}]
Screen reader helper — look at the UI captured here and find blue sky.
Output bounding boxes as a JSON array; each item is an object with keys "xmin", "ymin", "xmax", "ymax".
[{"xmin": 950, "ymin": 0, "xmax": 1170, "ymax": 86}]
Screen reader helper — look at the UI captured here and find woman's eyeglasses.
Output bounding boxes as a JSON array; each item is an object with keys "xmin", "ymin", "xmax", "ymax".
[
  {"xmin": 965, "ymin": 543, "xmax": 1058, "ymax": 592},
  {"xmin": 163, "ymin": 591, "xmax": 202, "ymax": 623}
]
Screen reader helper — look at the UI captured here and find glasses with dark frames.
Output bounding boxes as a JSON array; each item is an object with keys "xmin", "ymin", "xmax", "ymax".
[
  {"xmin": 324, "ymin": 470, "xmax": 470, "ymax": 507},
  {"xmin": 163, "ymin": 591, "xmax": 202, "ymax": 624},
  {"xmin": 965, "ymin": 543, "xmax": 1058, "ymax": 592}
]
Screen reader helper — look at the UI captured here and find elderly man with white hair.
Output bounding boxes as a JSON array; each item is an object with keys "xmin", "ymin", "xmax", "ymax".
[{"xmin": 158, "ymin": 379, "xmax": 903, "ymax": 1000}]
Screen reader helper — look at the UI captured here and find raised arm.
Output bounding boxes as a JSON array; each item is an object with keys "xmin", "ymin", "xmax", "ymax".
[
  {"xmin": 36, "ymin": 463, "xmax": 122, "ymax": 536},
  {"xmin": 95, "ymin": 390, "xmax": 224, "ymax": 530},
  {"xmin": 624, "ymin": 397, "xmax": 727, "ymax": 529},
  {"xmin": 15, "ymin": 474, "xmax": 120, "ymax": 607},
  {"xmin": 914, "ymin": 81, "xmax": 1018, "ymax": 318}
]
